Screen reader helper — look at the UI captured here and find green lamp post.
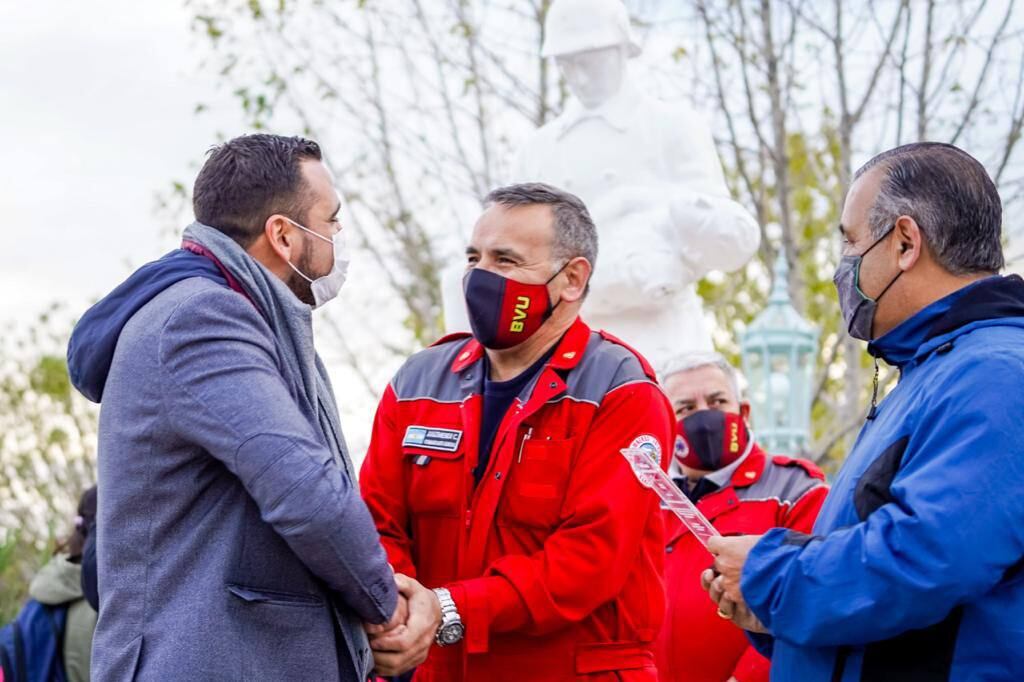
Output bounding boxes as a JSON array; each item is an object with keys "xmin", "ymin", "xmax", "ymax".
[{"xmin": 741, "ymin": 252, "xmax": 819, "ymax": 455}]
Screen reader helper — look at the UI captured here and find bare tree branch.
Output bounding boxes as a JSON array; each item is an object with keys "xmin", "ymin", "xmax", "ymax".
[
  {"xmin": 452, "ymin": 0, "xmax": 495, "ymax": 192},
  {"xmin": 926, "ymin": 0, "xmax": 990, "ymax": 112},
  {"xmin": 950, "ymin": 0, "xmax": 1016, "ymax": 145},
  {"xmin": 995, "ymin": 49, "xmax": 1024, "ymax": 183},
  {"xmin": 916, "ymin": 0, "xmax": 936, "ymax": 139},
  {"xmin": 411, "ymin": 0, "xmax": 486, "ymax": 197},
  {"xmin": 850, "ymin": 0, "xmax": 908, "ymax": 127},
  {"xmin": 895, "ymin": 2, "xmax": 913, "ymax": 144}
]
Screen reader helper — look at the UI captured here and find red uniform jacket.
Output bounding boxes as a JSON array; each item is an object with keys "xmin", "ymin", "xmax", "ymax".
[
  {"xmin": 655, "ymin": 446, "xmax": 827, "ymax": 682},
  {"xmin": 360, "ymin": 318, "xmax": 675, "ymax": 681}
]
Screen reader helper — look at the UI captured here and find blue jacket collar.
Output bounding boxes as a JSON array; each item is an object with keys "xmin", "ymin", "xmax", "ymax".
[
  {"xmin": 867, "ymin": 275, "xmax": 1024, "ymax": 368},
  {"xmin": 866, "ymin": 287, "xmax": 969, "ymax": 367}
]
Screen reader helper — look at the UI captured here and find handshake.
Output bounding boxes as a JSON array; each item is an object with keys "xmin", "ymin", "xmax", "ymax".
[{"xmin": 364, "ymin": 573, "xmax": 443, "ymax": 676}]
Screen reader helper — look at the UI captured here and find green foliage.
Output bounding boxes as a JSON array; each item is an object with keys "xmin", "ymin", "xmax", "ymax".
[
  {"xmin": 0, "ymin": 531, "xmax": 23, "ymax": 623},
  {"xmin": 0, "ymin": 529, "xmax": 56, "ymax": 624},
  {"xmin": 28, "ymin": 356, "xmax": 72, "ymax": 405}
]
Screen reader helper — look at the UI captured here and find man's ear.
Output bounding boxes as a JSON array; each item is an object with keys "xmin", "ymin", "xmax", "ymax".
[
  {"xmin": 558, "ymin": 257, "xmax": 592, "ymax": 304},
  {"xmin": 260, "ymin": 214, "xmax": 296, "ymax": 262},
  {"xmin": 739, "ymin": 401, "xmax": 752, "ymax": 424},
  {"xmin": 894, "ymin": 215, "xmax": 924, "ymax": 272}
]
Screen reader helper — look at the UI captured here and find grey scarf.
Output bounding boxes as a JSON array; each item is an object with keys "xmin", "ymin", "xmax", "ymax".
[
  {"xmin": 182, "ymin": 222, "xmax": 371, "ymax": 678},
  {"xmin": 182, "ymin": 222, "xmax": 355, "ymax": 479}
]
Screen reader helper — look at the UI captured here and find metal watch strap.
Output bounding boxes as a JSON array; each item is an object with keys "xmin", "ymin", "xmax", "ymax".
[{"xmin": 432, "ymin": 587, "xmax": 463, "ymax": 646}]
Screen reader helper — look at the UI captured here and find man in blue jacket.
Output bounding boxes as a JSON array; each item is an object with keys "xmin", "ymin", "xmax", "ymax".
[
  {"xmin": 704, "ymin": 142, "xmax": 1024, "ymax": 681},
  {"xmin": 67, "ymin": 134, "xmax": 438, "ymax": 680}
]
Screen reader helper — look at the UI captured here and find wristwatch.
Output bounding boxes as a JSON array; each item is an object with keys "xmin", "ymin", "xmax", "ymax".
[{"xmin": 432, "ymin": 587, "xmax": 465, "ymax": 646}]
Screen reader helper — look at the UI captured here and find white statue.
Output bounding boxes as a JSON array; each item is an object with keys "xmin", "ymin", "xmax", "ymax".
[{"xmin": 442, "ymin": 0, "xmax": 760, "ymax": 371}]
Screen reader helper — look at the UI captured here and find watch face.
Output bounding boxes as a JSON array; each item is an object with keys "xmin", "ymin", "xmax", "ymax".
[{"xmin": 440, "ymin": 622, "xmax": 465, "ymax": 645}]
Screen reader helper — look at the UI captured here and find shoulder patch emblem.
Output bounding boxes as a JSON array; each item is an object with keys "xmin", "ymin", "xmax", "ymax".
[{"xmin": 629, "ymin": 434, "xmax": 662, "ymax": 466}]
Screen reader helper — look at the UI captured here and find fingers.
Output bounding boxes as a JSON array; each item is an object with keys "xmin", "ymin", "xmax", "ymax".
[
  {"xmin": 729, "ymin": 600, "xmax": 769, "ymax": 634},
  {"xmin": 370, "ymin": 618, "xmax": 433, "ymax": 675},
  {"xmin": 714, "ymin": 572, "xmax": 742, "ymax": 604},
  {"xmin": 715, "ymin": 597, "xmax": 736, "ymax": 620},
  {"xmin": 370, "ymin": 624, "xmax": 407, "ymax": 651},
  {"xmin": 365, "ymin": 593, "xmax": 409, "ymax": 635},
  {"xmin": 373, "ymin": 645, "xmax": 431, "ymax": 678},
  {"xmin": 716, "ymin": 570, "xmax": 746, "ymax": 604},
  {"xmin": 394, "ymin": 572, "xmax": 417, "ymax": 596},
  {"xmin": 371, "ymin": 578, "xmax": 442, "ymax": 676},
  {"xmin": 707, "ymin": 574, "xmax": 727, "ymax": 605},
  {"xmin": 699, "ymin": 568, "xmax": 717, "ymax": 592}
]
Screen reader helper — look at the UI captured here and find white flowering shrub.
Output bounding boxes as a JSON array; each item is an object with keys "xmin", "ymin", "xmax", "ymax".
[{"xmin": 0, "ymin": 304, "xmax": 96, "ymax": 621}]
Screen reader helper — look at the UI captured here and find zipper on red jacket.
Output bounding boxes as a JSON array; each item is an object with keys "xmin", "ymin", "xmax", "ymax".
[{"xmin": 466, "ymin": 400, "xmax": 524, "ymax": 528}]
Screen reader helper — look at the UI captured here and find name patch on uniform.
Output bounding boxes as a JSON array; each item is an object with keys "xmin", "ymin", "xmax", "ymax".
[{"xmin": 403, "ymin": 426, "xmax": 463, "ymax": 452}]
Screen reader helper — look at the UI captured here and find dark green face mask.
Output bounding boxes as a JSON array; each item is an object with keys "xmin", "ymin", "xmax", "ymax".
[{"xmin": 833, "ymin": 226, "xmax": 901, "ymax": 341}]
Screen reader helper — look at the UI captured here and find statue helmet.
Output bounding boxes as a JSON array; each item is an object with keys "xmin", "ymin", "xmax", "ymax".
[{"xmin": 541, "ymin": 0, "xmax": 641, "ymax": 59}]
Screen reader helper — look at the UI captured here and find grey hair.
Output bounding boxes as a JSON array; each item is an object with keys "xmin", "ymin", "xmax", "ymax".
[
  {"xmin": 659, "ymin": 352, "xmax": 742, "ymax": 402},
  {"xmin": 483, "ymin": 182, "xmax": 599, "ymax": 272},
  {"xmin": 854, "ymin": 142, "xmax": 1003, "ymax": 275}
]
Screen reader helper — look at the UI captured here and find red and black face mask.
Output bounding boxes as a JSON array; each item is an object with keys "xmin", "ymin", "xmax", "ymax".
[
  {"xmin": 674, "ymin": 409, "xmax": 751, "ymax": 471},
  {"xmin": 462, "ymin": 266, "xmax": 563, "ymax": 349}
]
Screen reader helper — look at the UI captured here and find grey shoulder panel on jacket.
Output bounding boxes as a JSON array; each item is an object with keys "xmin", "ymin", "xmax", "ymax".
[
  {"xmin": 390, "ymin": 332, "xmax": 658, "ymax": 405},
  {"xmin": 390, "ymin": 337, "xmax": 474, "ymax": 402},
  {"xmin": 562, "ymin": 332, "xmax": 657, "ymax": 405},
  {"xmin": 742, "ymin": 458, "xmax": 825, "ymax": 505}
]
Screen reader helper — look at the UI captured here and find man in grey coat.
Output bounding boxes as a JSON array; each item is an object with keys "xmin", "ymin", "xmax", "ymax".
[{"xmin": 67, "ymin": 134, "xmax": 436, "ymax": 680}]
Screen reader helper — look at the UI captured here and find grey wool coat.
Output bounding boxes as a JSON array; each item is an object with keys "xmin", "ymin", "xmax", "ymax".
[{"xmin": 83, "ymin": 229, "xmax": 397, "ymax": 681}]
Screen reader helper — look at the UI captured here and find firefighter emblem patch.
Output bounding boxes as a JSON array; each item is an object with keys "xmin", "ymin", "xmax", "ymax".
[{"xmin": 628, "ymin": 434, "xmax": 662, "ymax": 466}]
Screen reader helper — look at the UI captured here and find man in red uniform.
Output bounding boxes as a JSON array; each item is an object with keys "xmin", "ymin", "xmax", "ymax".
[
  {"xmin": 360, "ymin": 183, "xmax": 674, "ymax": 681},
  {"xmin": 654, "ymin": 353, "xmax": 827, "ymax": 682}
]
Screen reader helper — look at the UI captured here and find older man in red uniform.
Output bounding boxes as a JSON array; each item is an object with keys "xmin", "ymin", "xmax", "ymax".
[
  {"xmin": 654, "ymin": 353, "xmax": 827, "ymax": 682},
  {"xmin": 360, "ymin": 183, "xmax": 674, "ymax": 681}
]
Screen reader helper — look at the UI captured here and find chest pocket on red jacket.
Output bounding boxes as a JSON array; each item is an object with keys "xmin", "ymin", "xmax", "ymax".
[
  {"xmin": 403, "ymin": 441, "xmax": 465, "ymax": 518},
  {"xmin": 499, "ymin": 437, "xmax": 573, "ymax": 529}
]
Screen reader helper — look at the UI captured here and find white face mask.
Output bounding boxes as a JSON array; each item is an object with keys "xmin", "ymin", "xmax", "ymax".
[{"xmin": 283, "ymin": 217, "xmax": 350, "ymax": 309}]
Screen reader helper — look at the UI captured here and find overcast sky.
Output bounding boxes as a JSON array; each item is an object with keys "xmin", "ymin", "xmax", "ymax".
[{"xmin": 0, "ymin": 0, "xmax": 239, "ymax": 329}]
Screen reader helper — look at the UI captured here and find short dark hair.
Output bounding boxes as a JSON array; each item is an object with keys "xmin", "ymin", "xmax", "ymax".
[
  {"xmin": 56, "ymin": 484, "xmax": 97, "ymax": 560},
  {"xmin": 854, "ymin": 142, "xmax": 1003, "ymax": 275},
  {"xmin": 483, "ymin": 182, "xmax": 598, "ymax": 270},
  {"xmin": 192, "ymin": 134, "xmax": 323, "ymax": 248}
]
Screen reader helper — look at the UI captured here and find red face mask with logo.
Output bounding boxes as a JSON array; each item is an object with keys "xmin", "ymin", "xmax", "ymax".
[
  {"xmin": 462, "ymin": 266, "xmax": 563, "ymax": 349},
  {"xmin": 674, "ymin": 410, "xmax": 751, "ymax": 471}
]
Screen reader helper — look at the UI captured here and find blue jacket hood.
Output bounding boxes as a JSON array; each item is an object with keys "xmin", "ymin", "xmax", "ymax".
[{"xmin": 67, "ymin": 248, "xmax": 229, "ymax": 402}]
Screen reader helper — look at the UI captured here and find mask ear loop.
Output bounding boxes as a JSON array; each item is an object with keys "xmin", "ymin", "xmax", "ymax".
[
  {"xmin": 545, "ymin": 259, "xmax": 571, "ymax": 285},
  {"xmin": 873, "ymin": 269, "xmax": 903, "ymax": 305},
  {"xmin": 543, "ymin": 259, "xmax": 573, "ymax": 318},
  {"xmin": 737, "ymin": 419, "xmax": 755, "ymax": 461}
]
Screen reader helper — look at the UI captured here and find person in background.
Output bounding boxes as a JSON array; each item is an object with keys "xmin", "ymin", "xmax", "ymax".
[
  {"xmin": 654, "ymin": 354, "xmax": 826, "ymax": 682},
  {"xmin": 27, "ymin": 486, "xmax": 98, "ymax": 682}
]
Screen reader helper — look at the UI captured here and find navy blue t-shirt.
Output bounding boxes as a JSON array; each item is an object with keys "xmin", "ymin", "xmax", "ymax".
[{"xmin": 474, "ymin": 348, "xmax": 555, "ymax": 483}]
